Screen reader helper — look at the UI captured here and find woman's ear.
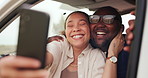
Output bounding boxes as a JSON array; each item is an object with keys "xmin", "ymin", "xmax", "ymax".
[
  {"xmin": 61, "ymin": 31, "xmax": 65, "ymax": 35},
  {"xmin": 61, "ymin": 31, "xmax": 66, "ymax": 37}
]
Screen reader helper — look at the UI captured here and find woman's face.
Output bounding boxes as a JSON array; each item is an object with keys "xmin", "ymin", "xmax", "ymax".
[{"xmin": 65, "ymin": 13, "xmax": 90, "ymax": 48}]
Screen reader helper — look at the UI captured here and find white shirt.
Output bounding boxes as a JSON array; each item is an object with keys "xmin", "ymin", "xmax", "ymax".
[{"xmin": 46, "ymin": 35, "xmax": 106, "ymax": 78}]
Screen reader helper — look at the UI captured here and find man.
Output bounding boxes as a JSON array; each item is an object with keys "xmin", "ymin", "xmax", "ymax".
[{"xmin": 89, "ymin": 6, "xmax": 129, "ymax": 78}]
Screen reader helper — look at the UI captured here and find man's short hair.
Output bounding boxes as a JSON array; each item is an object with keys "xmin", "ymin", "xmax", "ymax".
[{"xmin": 94, "ymin": 6, "xmax": 122, "ymax": 24}]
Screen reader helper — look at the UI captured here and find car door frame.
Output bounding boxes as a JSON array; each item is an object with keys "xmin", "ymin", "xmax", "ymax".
[{"xmin": 126, "ymin": 0, "xmax": 147, "ymax": 78}]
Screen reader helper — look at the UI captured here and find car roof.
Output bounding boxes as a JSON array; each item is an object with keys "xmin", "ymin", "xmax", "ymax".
[{"xmin": 53, "ymin": 0, "xmax": 136, "ymax": 15}]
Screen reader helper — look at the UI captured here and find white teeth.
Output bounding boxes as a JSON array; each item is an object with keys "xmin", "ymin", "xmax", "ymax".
[
  {"xmin": 97, "ymin": 32, "xmax": 106, "ymax": 35},
  {"xmin": 73, "ymin": 35, "xmax": 83, "ymax": 38}
]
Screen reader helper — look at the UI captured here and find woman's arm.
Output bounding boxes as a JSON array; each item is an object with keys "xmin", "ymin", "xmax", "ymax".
[
  {"xmin": 102, "ymin": 30, "xmax": 124, "ymax": 78},
  {"xmin": 45, "ymin": 52, "xmax": 53, "ymax": 66}
]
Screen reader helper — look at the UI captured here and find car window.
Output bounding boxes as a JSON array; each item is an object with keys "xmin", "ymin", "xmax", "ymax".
[
  {"xmin": 0, "ymin": 17, "xmax": 19, "ymax": 55},
  {"xmin": 0, "ymin": 0, "xmax": 134, "ymax": 55}
]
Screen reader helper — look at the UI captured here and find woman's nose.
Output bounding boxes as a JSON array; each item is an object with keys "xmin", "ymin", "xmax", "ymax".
[{"xmin": 73, "ymin": 25, "xmax": 80, "ymax": 32}]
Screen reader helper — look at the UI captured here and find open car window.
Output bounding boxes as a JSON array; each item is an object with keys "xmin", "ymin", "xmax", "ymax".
[
  {"xmin": 0, "ymin": 3, "xmax": 136, "ymax": 77},
  {"xmin": 0, "ymin": 0, "xmax": 135, "ymax": 56},
  {"xmin": 0, "ymin": 16, "xmax": 19, "ymax": 55}
]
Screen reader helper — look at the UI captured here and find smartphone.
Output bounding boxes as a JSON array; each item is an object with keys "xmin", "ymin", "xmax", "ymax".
[{"xmin": 17, "ymin": 9, "xmax": 49, "ymax": 69}]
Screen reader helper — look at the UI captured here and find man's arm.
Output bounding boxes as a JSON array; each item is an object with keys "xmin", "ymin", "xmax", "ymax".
[
  {"xmin": 124, "ymin": 11, "xmax": 135, "ymax": 52},
  {"xmin": 47, "ymin": 35, "xmax": 64, "ymax": 43}
]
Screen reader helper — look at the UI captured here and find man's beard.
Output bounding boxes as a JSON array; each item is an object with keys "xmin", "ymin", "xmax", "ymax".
[
  {"xmin": 90, "ymin": 38, "xmax": 111, "ymax": 52},
  {"xmin": 97, "ymin": 39, "xmax": 111, "ymax": 52}
]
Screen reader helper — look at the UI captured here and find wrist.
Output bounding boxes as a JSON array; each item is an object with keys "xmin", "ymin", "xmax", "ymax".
[
  {"xmin": 106, "ymin": 56, "xmax": 118, "ymax": 64},
  {"xmin": 107, "ymin": 50, "xmax": 118, "ymax": 58}
]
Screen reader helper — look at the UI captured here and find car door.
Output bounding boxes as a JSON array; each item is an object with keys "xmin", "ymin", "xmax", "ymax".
[{"xmin": 126, "ymin": 0, "xmax": 148, "ymax": 78}]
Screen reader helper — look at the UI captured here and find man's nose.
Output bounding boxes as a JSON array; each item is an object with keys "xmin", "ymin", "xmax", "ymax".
[{"xmin": 95, "ymin": 21, "xmax": 106, "ymax": 27}]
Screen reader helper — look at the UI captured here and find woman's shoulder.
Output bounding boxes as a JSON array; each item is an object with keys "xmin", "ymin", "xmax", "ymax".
[
  {"xmin": 88, "ymin": 44, "xmax": 103, "ymax": 52},
  {"xmin": 88, "ymin": 44, "xmax": 106, "ymax": 58}
]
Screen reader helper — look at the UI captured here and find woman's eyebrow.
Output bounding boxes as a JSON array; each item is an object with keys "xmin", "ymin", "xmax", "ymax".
[
  {"xmin": 79, "ymin": 19, "xmax": 87, "ymax": 22},
  {"xmin": 67, "ymin": 20, "xmax": 73, "ymax": 24},
  {"xmin": 67, "ymin": 18, "xmax": 87, "ymax": 24}
]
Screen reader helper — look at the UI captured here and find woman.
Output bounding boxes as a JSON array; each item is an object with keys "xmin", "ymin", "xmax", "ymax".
[
  {"xmin": 0, "ymin": 11, "xmax": 124, "ymax": 78},
  {"xmin": 46, "ymin": 11, "xmax": 105, "ymax": 78},
  {"xmin": 43, "ymin": 11, "xmax": 124, "ymax": 78}
]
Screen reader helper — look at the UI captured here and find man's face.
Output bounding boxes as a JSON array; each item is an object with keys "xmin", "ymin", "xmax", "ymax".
[{"xmin": 90, "ymin": 10, "xmax": 121, "ymax": 50}]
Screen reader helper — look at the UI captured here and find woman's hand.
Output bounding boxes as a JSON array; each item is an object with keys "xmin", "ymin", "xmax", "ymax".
[
  {"xmin": 0, "ymin": 56, "xmax": 48, "ymax": 78},
  {"xmin": 108, "ymin": 30, "xmax": 125, "ymax": 57}
]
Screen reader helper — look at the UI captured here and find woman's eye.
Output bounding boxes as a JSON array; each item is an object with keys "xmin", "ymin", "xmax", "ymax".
[
  {"xmin": 79, "ymin": 22, "xmax": 86, "ymax": 26},
  {"xmin": 67, "ymin": 25, "xmax": 73, "ymax": 27}
]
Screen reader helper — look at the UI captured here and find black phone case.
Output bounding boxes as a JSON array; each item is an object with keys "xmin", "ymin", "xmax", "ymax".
[{"xmin": 17, "ymin": 9, "xmax": 49, "ymax": 69}]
